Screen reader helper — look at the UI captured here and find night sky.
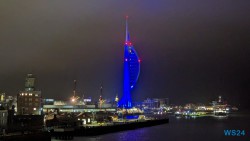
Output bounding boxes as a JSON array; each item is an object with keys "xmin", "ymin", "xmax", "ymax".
[{"xmin": 0, "ymin": 1, "xmax": 250, "ymax": 108}]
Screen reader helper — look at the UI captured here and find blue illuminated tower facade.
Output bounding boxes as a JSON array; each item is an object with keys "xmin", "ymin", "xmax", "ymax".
[{"xmin": 118, "ymin": 17, "xmax": 141, "ymax": 108}]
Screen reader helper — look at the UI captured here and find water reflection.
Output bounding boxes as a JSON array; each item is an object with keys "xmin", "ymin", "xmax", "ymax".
[
  {"xmin": 53, "ymin": 112, "xmax": 250, "ymax": 141},
  {"xmin": 174, "ymin": 115, "xmax": 199, "ymax": 119},
  {"xmin": 77, "ymin": 127, "xmax": 151, "ymax": 141},
  {"xmin": 174, "ymin": 114, "xmax": 230, "ymax": 120}
]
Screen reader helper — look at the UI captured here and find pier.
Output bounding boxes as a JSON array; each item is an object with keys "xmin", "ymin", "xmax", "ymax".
[{"xmin": 50, "ymin": 117, "xmax": 169, "ymax": 139}]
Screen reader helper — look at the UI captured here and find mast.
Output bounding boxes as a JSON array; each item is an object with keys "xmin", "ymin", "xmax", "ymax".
[
  {"xmin": 125, "ymin": 16, "xmax": 130, "ymax": 42},
  {"xmin": 73, "ymin": 80, "xmax": 77, "ymax": 97}
]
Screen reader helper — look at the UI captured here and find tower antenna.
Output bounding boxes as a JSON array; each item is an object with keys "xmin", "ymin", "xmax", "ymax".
[
  {"xmin": 73, "ymin": 80, "xmax": 77, "ymax": 97},
  {"xmin": 125, "ymin": 16, "xmax": 130, "ymax": 42}
]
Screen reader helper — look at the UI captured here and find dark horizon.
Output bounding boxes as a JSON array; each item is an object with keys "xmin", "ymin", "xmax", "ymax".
[{"xmin": 0, "ymin": 1, "xmax": 250, "ymax": 108}]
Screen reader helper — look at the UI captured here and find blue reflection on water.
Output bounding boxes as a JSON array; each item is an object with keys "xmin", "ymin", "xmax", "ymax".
[{"xmin": 53, "ymin": 112, "xmax": 250, "ymax": 141}]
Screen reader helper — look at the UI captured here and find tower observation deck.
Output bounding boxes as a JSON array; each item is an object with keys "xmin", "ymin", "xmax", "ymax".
[{"xmin": 118, "ymin": 16, "xmax": 141, "ymax": 108}]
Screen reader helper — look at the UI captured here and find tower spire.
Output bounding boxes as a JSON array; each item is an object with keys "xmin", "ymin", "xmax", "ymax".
[{"xmin": 125, "ymin": 16, "xmax": 130, "ymax": 42}]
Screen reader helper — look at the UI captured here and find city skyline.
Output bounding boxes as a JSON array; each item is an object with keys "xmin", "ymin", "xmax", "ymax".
[{"xmin": 0, "ymin": 1, "xmax": 250, "ymax": 108}]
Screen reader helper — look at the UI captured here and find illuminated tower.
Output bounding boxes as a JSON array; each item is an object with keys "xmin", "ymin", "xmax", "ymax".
[
  {"xmin": 25, "ymin": 73, "xmax": 35, "ymax": 91},
  {"xmin": 118, "ymin": 16, "xmax": 141, "ymax": 108}
]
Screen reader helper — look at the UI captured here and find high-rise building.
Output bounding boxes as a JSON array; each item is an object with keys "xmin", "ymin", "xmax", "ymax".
[
  {"xmin": 17, "ymin": 74, "xmax": 42, "ymax": 115},
  {"xmin": 25, "ymin": 73, "xmax": 35, "ymax": 91},
  {"xmin": 118, "ymin": 17, "xmax": 141, "ymax": 108},
  {"xmin": 0, "ymin": 93, "xmax": 6, "ymax": 108},
  {"xmin": 0, "ymin": 93, "xmax": 5, "ymax": 102},
  {"xmin": 0, "ymin": 110, "xmax": 8, "ymax": 127},
  {"xmin": 142, "ymin": 98, "xmax": 169, "ymax": 108}
]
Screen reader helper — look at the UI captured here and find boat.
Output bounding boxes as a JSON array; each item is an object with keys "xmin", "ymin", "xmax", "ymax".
[{"xmin": 214, "ymin": 108, "xmax": 228, "ymax": 117}]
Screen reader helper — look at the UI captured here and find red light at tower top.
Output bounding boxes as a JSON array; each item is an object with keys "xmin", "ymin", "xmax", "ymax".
[
  {"xmin": 125, "ymin": 41, "xmax": 132, "ymax": 46},
  {"xmin": 138, "ymin": 59, "xmax": 141, "ymax": 63},
  {"xmin": 125, "ymin": 16, "xmax": 133, "ymax": 46}
]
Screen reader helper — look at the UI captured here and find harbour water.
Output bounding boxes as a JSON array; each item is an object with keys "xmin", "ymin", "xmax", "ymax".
[{"xmin": 52, "ymin": 111, "xmax": 250, "ymax": 141}]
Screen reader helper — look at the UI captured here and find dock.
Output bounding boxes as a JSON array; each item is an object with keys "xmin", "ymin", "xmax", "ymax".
[{"xmin": 50, "ymin": 117, "xmax": 169, "ymax": 138}]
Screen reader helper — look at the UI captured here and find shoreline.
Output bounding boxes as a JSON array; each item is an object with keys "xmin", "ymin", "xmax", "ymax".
[
  {"xmin": 51, "ymin": 118, "xmax": 169, "ymax": 139},
  {"xmin": 1, "ymin": 118, "xmax": 169, "ymax": 141}
]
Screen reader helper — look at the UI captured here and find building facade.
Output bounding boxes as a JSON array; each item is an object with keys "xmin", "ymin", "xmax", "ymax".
[
  {"xmin": 0, "ymin": 110, "xmax": 8, "ymax": 127},
  {"xmin": 143, "ymin": 98, "xmax": 169, "ymax": 109},
  {"xmin": 0, "ymin": 93, "xmax": 5, "ymax": 102},
  {"xmin": 17, "ymin": 74, "xmax": 42, "ymax": 115}
]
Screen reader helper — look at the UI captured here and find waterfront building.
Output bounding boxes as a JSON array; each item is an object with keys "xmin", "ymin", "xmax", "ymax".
[
  {"xmin": 142, "ymin": 98, "xmax": 169, "ymax": 109},
  {"xmin": 184, "ymin": 103, "xmax": 197, "ymax": 110},
  {"xmin": 97, "ymin": 102, "xmax": 112, "ymax": 109},
  {"xmin": 17, "ymin": 74, "xmax": 42, "ymax": 115},
  {"xmin": 0, "ymin": 93, "xmax": 5, "ymax": 102},
  {"xmin": 118, "ymin": 16, "xmax": 141, "ymax": 108},
  {"xmin": 158, "ymin": 98, "xmax": 169, "ymax": 107},
  {"xmin": 42, "ymin": 99, "xmax": 115, "ymax": 113},
  {"xmin": 43, "ymin": 99, "xmax": 55, "ymax": 105},
  {"xmin": 0, "ymin": 93, "xmax": 6, "ymax": 109},
  {"xmin": 43, "ymin": 104, "xmax": 115, "ymax": 113},
  {"xmin": 0, "ymin": 93, "xmax": 7, "ymax": 110},
  {"xmin": 0, "ymin": 93, "xmax": 17, "ymax": 111},
  {"xmin": 0, "ymin": 110, "xmax": 8, "ymax": 127},
  {"xmin": 6, "ymin": 96, "xmax": 17, "ymax": 111},
  {"xmin": 143, "ymin": 98, "xmax": 158, "ymax": 108}
]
